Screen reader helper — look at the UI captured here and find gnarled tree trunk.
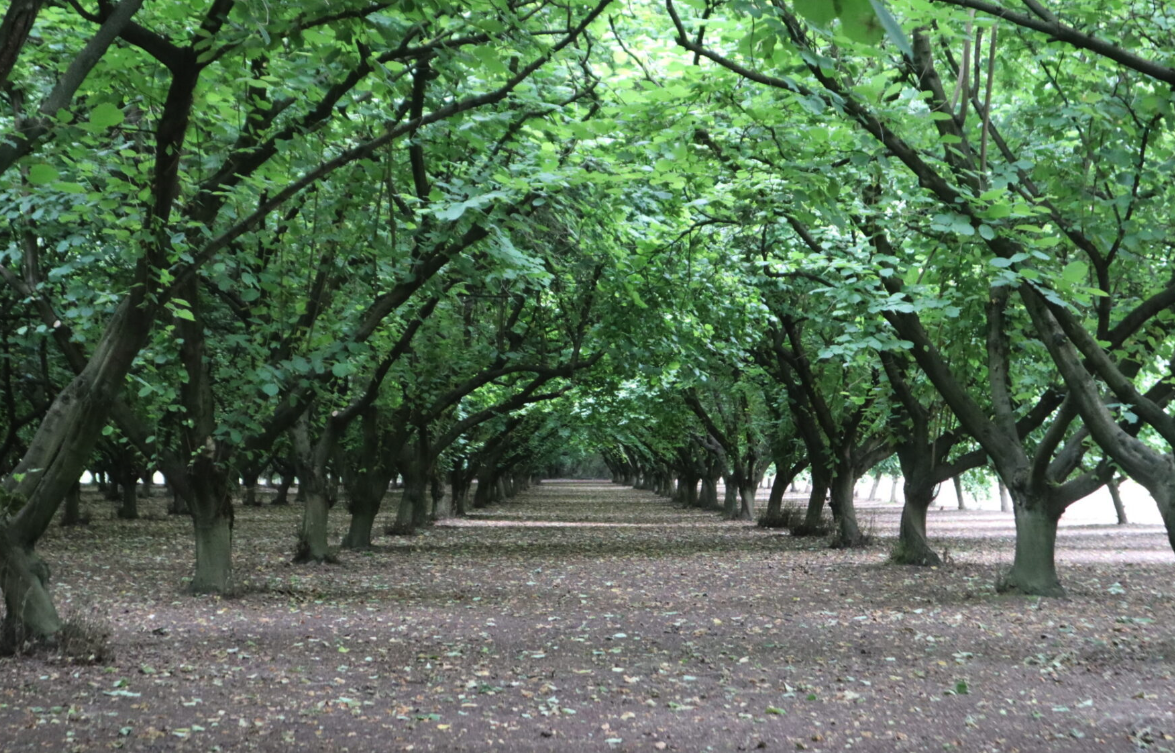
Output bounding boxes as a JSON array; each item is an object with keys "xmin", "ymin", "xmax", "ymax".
[
  {"xmin": 893, "ymin": 471, "xmax": 941, "ymax": 566},
  {"xmin": 998, "ymin": 492, "xmax": 1064, "ymax": 596},
  {"xmin": 828, "ymin": 468, "xmax": 867, "ymax": 548}
]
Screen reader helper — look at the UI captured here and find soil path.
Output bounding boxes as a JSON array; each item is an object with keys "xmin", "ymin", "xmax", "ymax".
[{"xmin": 2, "ymin": 481, "xmax": 1174, "ymax": 752}]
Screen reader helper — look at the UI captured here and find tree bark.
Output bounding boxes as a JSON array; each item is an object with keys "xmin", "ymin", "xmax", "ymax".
[
  {"xmin": 341, "ymin": 410, "xmax": 396, "ymax": 550},
  {"xmin": 60, "ymin": 481, "xmax": 83, "ymax": 527},
  {"xmin": 167, "ymin": 483, "xmax": 189, "ymax": 515},
  {"xmin": 389, "ymin": 440, "xmax": 427, "ymax": 535},
  {"xmin": 794, "ymin": 464, "xmax": 830, "ymax": 535},
  {"xmin": 0, "ymin": 536, "xmax": 60, "ymax": 648},
  {"xmin": 893, "ymin": 473, "xmax": 941, "ymax": 566},
  {"xmin": 116, "ymin": 462, "xmax": 138, "ymax": 520},
  {"xmin": 763, "ymin": 474, "xmax": 787, "ymax": 523},
  {"xmin": 431, "ymin": 474, "xmax": 451, "ymax": 520},
  {"xmin": 449, "ymin": 465, "xmax": 471, "ymax": 517},
  {"xmin": 829, "ymin": 469, "xmax": 867, "ymax": 548},
  {"xmin": 700, "ymin": 476, "xmax": 720, "ymax": 511},
  {"xmin": 292, "ymin": 414, "xmax": 333, "ymax": 563},
  {"xmin": 1108, "ymin": 477, "xmax": 1128, "ymax": 525},
  {"xmin": 241, "ymin": 467, "xmax": 261, "ymax": 507},
  {"xmin": 998, "ymin": 498, "xmax": 1064, "ymax": 596},
  {"xmin": 271, "ymin": 473, "xmax": 293, "ymax": 505},
  {"xmin": 190, "ymin": 515, "xmax": 232, "ymax": 594},
  {"xmin": 868, "ymin": 472, "xmax": 883, "ymax": 500},
  {"xmin": 737, "ymin": 483, "xmax": 756, "ymax": 521},
  {"xmin": 997, "ymin": 478, "xmax": 1011, "ymax": 513},
  {"xmin": 722, "ymin": 473, "xmax": 738, "ymax": 519},
  {"xmin": 183, "ymin": 452, "xmax": 233, "ymax": 592},
  {"xmin": 952, "ymin": 474, "xmax": 967, "ymax": 510}
]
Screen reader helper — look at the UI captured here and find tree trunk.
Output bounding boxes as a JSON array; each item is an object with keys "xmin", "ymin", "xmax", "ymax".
[
  {"xmin": 868, "ymin": 473, "xmax": 882, "ymax": 500},
  {"xmin": 472, "ymin": 471, "xmax": 494, "ymax": 509},
  {"xmin": 737, "ymin": 483, "xmax": 756, "ymax": 521},
  {"xmin": 889, "ymin": 476, "xmax": 899, "ymax": 504},
  {"xmin": 432, "ymin": 474, "xmax": 451, "ymax": 520},
  {"xmin": 1153, "ymin": 482, "xmax": 1175, "ymax": 555},
  {"xmin": 390, "ymin": 445, "xmax": 427, "ymax": 535},
  {"xmin": 998, "ymin": 498, "xmax": 1064, "ymax": 596},
  {"xmin": 184, "ymin": 455, "xmax": 234, "ymax": 593},
  {"xmin": 1108, "ymin": 477, "xmax": 1128, "ymax": 525},
  {"xmin": 762, "ymin": 462, "xmax": 803, "ymax": 526},
  {"xmin": 241, "ymin": 468, "xmax": 261, "ymax": 507},
  {"xmin": 391, "ymin": 476, "xmax": 425, "ymax": 536},
  {"xmin": 449, "ymin": 466, "xmax": 470, "ymax": 517},
  {"xmin": 292, "ymin": 415, "xmax": 333, "ymax": 563},
  {"xmin": 1, "ymin": 290, "xmax": 156, "ymax": 644},
  {"xmin": 103, "ymin": 469, "xmax": 121, "ymax": 501},
  {"xmin": 295, "ymin": 479, "xmax": 332, "ymax": 561},
  {"xmin": 167, "ymin": 483, "xmax": 189, "ymax": 515},
  {"xmin": 763, "ymin": 474, "xmax": 787, "ymax": 524},
  {"xmin": 700, "ymin": 476, "xmax": 720, "ymax": 511},
  {"xmin": 116, "ymin": 464, "xmax": 138, "ymax": 520},
  {"xmin": 60, "ymin": 481, "xmax": 83, "ymax": 526},
  {"xmin": 829, "ymin": 470, "xmax": 867, "ymax": 548},
  {"xmin": 0, "ymin": 538, "xmax": 61, "ymax": 648},
  {"xmin": 893, "ymin": 475, "xmax": 941, "ymax": 566},
  {"xmin": 271, "ymin": 474, "xmax": 292, "ymax": 506},
  {"xmin": 997, "ymin": 478, "xmax": 1011, "ymax": 513},
  {"xmin": 342, "ymin": 505, "xmax": 378, "ymax": 550},
  {"xmin": 682, "ymin": 476, "xmax": 698, "ymax": 508},
  {"xmin": 952, "ymin": 474, "xmax": 967, "ymax": 510},
  {"xmin": 794, "ymin": 465, "xmax": 830, "ymax": 536},
  {"xmin": 190, "ymin": 515, "xmax": 232, "ymax": 594},
  {"xmin": 722, "ymin": 473, "xmax": 738, "ymax": 519}
]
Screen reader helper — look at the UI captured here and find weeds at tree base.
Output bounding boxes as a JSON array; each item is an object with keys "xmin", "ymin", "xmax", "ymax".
[
  {"xmin": 888, "ymin": 538, "xmax": 943, "ymax": 566},
  {"xmin": 291, "ymin": 541, "xmax": 340, "ymax": 564}
]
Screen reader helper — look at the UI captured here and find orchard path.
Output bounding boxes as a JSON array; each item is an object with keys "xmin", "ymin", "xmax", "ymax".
[{"xmin": 2, "ymin": 480, "xmax": 1174, "ymax": 752}]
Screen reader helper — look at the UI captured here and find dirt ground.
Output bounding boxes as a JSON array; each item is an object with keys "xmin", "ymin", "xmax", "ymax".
[{"xmin": 2, "ymin": 481, "xmax": 1173, "ymax": 752}]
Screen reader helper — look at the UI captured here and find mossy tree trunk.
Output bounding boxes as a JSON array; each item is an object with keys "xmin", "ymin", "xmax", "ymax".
[{"xmin": 0, "ymin": 536, "xmax": 60, "ymax": 649}]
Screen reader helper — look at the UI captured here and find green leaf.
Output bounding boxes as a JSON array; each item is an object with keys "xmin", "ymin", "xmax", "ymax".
[
  {"xmin": 1061, "ymin": 260, "xmax": 1088, "ymax": 284},
  {"xmin": 28, "ymin": 164, "xmax": 59, "ymax": 185},
  {"xmin": 794, "ymin": 0, "xmax": 837, "ymax": 25},
  {"xmin": 173, "ymin": 308, "xmax": 196, "ymax": 322},
  {"xmin": 869, "ymin": 0, "xmax": 913, "ymax": 58},
  {"xmin": 436, "ymin": 203, "xmax": 467, "ymax": 222},
  {"xmin": 88, "ymin": 102, "xmax": 125, "ymax": 128},
  {"xmin": 837, "ymin": 0, "xmax": 884, "ymax": 45}
]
